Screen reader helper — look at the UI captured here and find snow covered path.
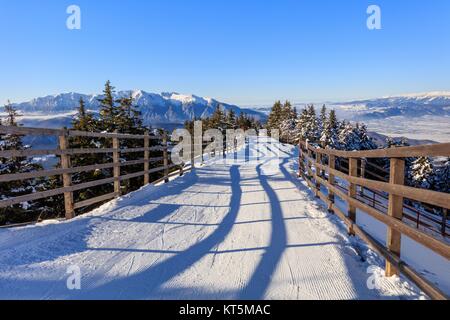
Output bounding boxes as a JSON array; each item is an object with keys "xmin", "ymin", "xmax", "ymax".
[{"xmin": 0, "ymin": 138, "xmax": 422, "ymax": 300}]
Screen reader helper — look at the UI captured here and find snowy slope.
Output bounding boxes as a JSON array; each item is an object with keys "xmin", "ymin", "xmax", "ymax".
[
  {"xmin": 0, "ymin": 138, "xmax": 432, "ymax": 300},
  {"xmin": 1, "ymin": 90, "xmax": 266, "ymax": 126}
]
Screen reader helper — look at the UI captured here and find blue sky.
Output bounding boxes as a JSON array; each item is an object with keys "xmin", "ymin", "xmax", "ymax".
[{"xmin": 0, "ymin": 0, "xmax": 449, "ymax": 106}]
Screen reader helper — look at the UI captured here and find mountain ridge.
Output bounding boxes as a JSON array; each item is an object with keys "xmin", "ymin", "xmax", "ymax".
[
  {"xmin": 2, "ymin": 90, "xmax": 266, "ymax": 126},
  {"xmin": 332, "ymin": 91, "xmax": 450, "ymax": 120}
]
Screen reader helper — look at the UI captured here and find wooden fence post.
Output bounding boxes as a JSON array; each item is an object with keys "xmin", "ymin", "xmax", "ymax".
[
  {"xmin": 112, "ymin": 130, "xmax": 121, "ymax": 197},
  {"xmin": 201, "ymin": 141, "xmax": 205, "ymax": 164},
  {"xmin": 143, "ymin": 131, "xmax": 150, "ymax": 185},
  {"xmin": 348, "ymin": 158, "xmax": 358, "ymax": 235},
  {"xmin": 386, "ymin": 157, "xmax": 405, "ymax": 277},
  {"xmin": 191, "ymin": 137, "xmax": 195, "ymax": 168},
  {"xmin": 315, "ymin": 152, "xmax": 322, "ymax": 197},
  {"xmin": 442, "ymin": 209, "xmax": 448, "ymax": 237},
  {"xmin": 361, "ymin": 158, "xmax": 366, "ymax": 178},
  {"xmin": 360, "ymin": 159, "xmax": 366, "ymax": 196},
  {"xmin": 328, "ymin": 154, "xmax": 336, "ymax": 212},
  {"xmin": 58, "ymin": 130, "xmax": 74, "ymax": 219},
  {"xmin": 307, "ymin": 148, "xmax": 313, "ymax": 178},
  {"xmin": 163, "ymin": 132, "xmax": 169, "ymax": 183},
  {"xmin": 298, "ymin": 143, "xmax": 303, "ymax": 178}
]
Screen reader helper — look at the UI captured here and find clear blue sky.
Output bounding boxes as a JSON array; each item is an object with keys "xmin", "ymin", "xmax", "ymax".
[{"xmin": 1, "ymin": 0, "xmax": 449, "ymax": 106}]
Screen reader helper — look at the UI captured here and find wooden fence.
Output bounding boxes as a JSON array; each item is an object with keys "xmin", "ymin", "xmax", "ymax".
[
  {"xmin": 298, "ymin": 140, "xmax": 450, "ymax": 300},
  {"xmin": 0, "ymin": 125, "xmax": 241, "ymax": 225},
  {"xmin": 335, "ymin": 156, "xmax": 449, "ymax": 238},
  {"xmin": 0, "ymin": 126, "xmax": 179, "ymax": 220}
]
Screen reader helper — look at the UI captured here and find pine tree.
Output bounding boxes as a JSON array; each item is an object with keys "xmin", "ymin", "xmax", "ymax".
[
  {"xmin": 319, "ymin": 105, "xmax": 327, "ymax": 132},
  {"xmin": 337, "ymin": 121, "xmax": 376, "ymax": 151},
  {"xmin": 320, "ymin": 109, "xmax": 339, "ymax": 148},
  {"xmin": 72, "ymin": 97, "xmax": 96, "ymax": 132},
  {"xmin": 266, "ymin": 101, "xmax": 283, "ymax": 135},
  {"xmin": 98, "ymin": 80, "xmax": 119, "ymax": 131},
  {"xmin": 226, "ymin": 109, "xmax": 237, "ymax": 129},
  {"xmin": 435, "ymin": 158, "xmax": 449, "ymax": 193},
  {"xmin": 410, "ymin": 157, "xmax": 435, "ymax": 189},
  {"xmin": 69, "ymin": 98, "xmax": 110, "ymax": 211},
  {"xmin": 0, "ymin": 102, "xmax": 43, "ymax": 225},
  {"xmin": 299, "ymin": 105, "xmax": 319, "ymax": 143},
  {"xmin": 116, "ymin": 94, "xmax": 145, "ymax": 135},
  {"xmin": 209, "ymin": 105, "xmax": 227, "ymax": 131},
  {"xmin": 279, "ymin": 101, "xmax": 298, "ymax": 143}
]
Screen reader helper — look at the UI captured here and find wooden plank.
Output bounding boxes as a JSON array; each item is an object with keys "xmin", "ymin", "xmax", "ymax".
[
  {"xmin": 443, "ymin": 209, "xmax": 448, "ymax": 237},
  {"xmin": 0, "ymin": 163, "xmax": 112, "ymax": 182},
  {"xmin": 0, "ymin": 147, "xmax": 120, "ymax": 158},
  {"xmin": 0, "ymin": 164, "xmax": 171, "ymax": 210},
  {"xmin": 315, "ymin": 153, "xmax": 322, "ymax": 195},
  {"xmin": 386, "ymin": 158, "xmax": 405, "ymax": 277},
  {"xmin": 143, "ymin": 132, "xmax": 150, "ymax": 185},
  {"xmin": 0, "ymin": 177, "xmax": 117, "ymax": 208},
  {"xmin": 0, "ymin": 147, "xmax": 119, "ymax": 158},
  {"xmin": 0, "ymin": 125, "xmax": 163, "ymax": 141},
  {"xmin": 307, "ymin": 150, "xmax": 313, "ymax": 178},
  {"xmin": 68, "ymin": 130, "xmax": 149, "ymax": 140},
  {"xmin": 0, "ymin": 159, "xmax": 164, "ymax": 183},
  {"xmin": 119, "ymin": 171, "xmax": 146, "ymax": 181},
  {"xmin": 120, "ymin": 159, "xmax": 146, "ymax": 167},
  {"xmin": 348, "ymin": 158, "xmax": 358, "ymax": 234},
  {"xmin": 0, "ymin": 125, "xmax": 63, "ymax": 136},
  {"xmin": 74, "ymin": 192, "xmax": 119, "ymax": 210},
  {"xmin": 300, "ymin": 140, "xmax": 450, "ymax": 158},
  {"xmin": 58, "ymin": 132, "xmax": 75, "ymax": 219},
  {"xmin": 191, "ymin": 139, "xmax": 195, "ymax": 168},
  {"xmin": 163, "ymin": 133, "xmax": 169, "ymax": 183},
  {"xmin": 112, "ymin": 132, "xmax": 121, "ymax": 197},
  {"xmin": 0, "ymin": 149, "xmax": 61, "ymax": 158},
  {"xmin": 361, "ymin": 159, "xmax": 366, "ymax": 178},
  {"xmin": 298, "ymin": 144, "xmax": 303, "ymax": 178},
  {"xmin": 328, "ymin": 155, "xmax": 336, "ymax": 209}
]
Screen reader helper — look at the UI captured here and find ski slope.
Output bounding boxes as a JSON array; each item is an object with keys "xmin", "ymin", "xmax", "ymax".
[{"xmin": 0, "ymin": 138, "xmax": 424, "ymax": 300}]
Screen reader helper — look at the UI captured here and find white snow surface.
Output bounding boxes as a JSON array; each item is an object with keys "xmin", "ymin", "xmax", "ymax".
[{"xmin": 0, "ymin": 138, "xmax": 430, "ymax": 300}]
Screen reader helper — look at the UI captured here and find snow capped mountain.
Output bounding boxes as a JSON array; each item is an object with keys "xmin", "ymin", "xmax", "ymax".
[
  {"xmin": 3, "ymin": 90, "xmax": 266, "ymax": 127},
  {"xmin": 333, "ymin": 91, "xmax": 450, "ymax": 120}
]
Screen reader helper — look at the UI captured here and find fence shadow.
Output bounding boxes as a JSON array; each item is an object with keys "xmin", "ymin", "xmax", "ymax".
[
  {"xmin": 238, "ymin": 161, "xmax": 287, "ymax": 299},
  {"xmin": 73, "ymin": 165, "xmax": 242, "ymax": 299}
]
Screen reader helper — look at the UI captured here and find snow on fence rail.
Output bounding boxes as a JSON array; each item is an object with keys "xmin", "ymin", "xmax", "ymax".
[{"xmin": 298, "ymin": 140, "xmax": 450, "ymax": 300}]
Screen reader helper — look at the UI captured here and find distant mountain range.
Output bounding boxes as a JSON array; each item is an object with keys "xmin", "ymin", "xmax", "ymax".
[
  {"xmin": 1, "ymin": 90, "xmax": 266, "ymax": 129},
  {"xmin": 332, "ymin": 91, "xmax": 450, "ymax": 120},
  {"xmin": 1, "ymin": 91, "xmax": 448, "ymax": 144}
]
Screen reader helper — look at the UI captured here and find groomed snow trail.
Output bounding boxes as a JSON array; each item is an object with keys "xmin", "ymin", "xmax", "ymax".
[{"xmin": 0, "ymin": 138, "xmax": 422, "ymax": 300}]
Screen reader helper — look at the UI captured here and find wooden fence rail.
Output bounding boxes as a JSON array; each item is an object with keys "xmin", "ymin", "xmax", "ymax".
[{"xmin": 298, "ymin": 140, "xmax": 450, "ymax": 300}]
